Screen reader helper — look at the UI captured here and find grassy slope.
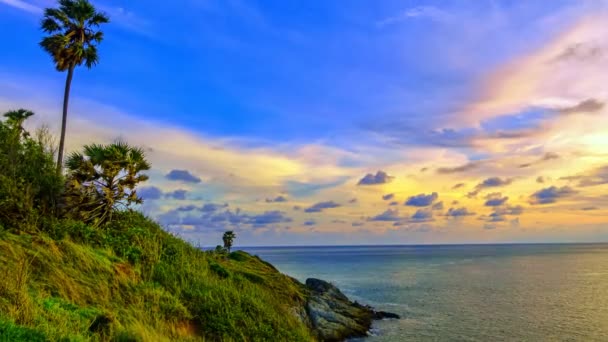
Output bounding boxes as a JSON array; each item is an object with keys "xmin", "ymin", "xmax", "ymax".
[{"xmin": 0, "ymin": 212, "xmax": 314, "ymax": 341}]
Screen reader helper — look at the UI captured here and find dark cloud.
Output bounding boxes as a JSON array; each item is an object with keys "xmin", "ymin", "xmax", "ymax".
[
  {"xmin": 201, "ymin": 203, "xmax": 229, "ymax": 212},
  {"xmin": 562, "ymin": 165, "xmax": 608, "ymax": 187},
  {"xmin": 484, "ymin": 193, "xmax": 509, "ymax": 207},
  {"xmin": 369, "ymin": 209, "xmax": 402, "ymax": 222},
  {"xmin": 529, "ymin": 186, "xmax": 577, "ymax": 205},
  {"xmin": 452, "ymin": 183, "xmax": 465, "ymax": 189},
  {"xmin": 176, "ymin": 205, "xmax": 197, "ymax": 212},
  {"xmin": 468, "ymin": 177, "xmax": 513, "ymax": 197},
  {"xmin": 446, "ymin": 207, "xmax": 475, "ymax": 217},
  {"xmin": 166, "ymin": 169, "xmax": 201, "ymax": 183},
  {"xmin": 519, "ymin": 152, "xmax": 560, "ymax": 168},
  {"xmin": 382, "ymin": 193, "xmax": 395, "ymax": 201},
  {"xmin": 420, "ymin": 167, "xmax": 428, "ymax": 172},
  {"xmin": 266, "ymin": 195, "xmax": 288, "ymax": 203},
  {"xmin": 436, "ymin": 162, "xmax": 478, "ymax": 174},
  {"xmin": 293, "ymin": 205, "xmax": 302, "ymax": 211},
  {"xmin": 249, "ymin": 211, "xmax": 293, "ymax": 227},
  {"xmin": 304, "ymin": 220, "xmax": 316, "ymax": 226},
  {"xmin": 352, "ymin": 222, "xmax": 364, "ymax": 227},
  {"xmin": 405, "ymin": 192, "xmax": 438, "ymax": 207},
  {"xmin": 389, "ymin": 201, "xmax": 399, "ymax": 206},
  {"xmin": 139, "ymin": 186, "xmax": 163, "ymax": 200},
  {"xmin": 411, "ymin": 209, "xmax": 434, "ymax": 222},
  {"xmin": 432, "ymin": 201, "xmax": 444, "ymax": 211},
  {"xmin": 559, "ymin": 98, "xmax": 604, "ymax": 115},
  {"xmin": 581, "ymin": 206, "xmax": 598, "ymax": 211},
  {"xmin": 166, "ymin": 189, "xmax": 188, "ymax": 200},
  {"xmin": 357, "ymin": 171, "xmax": 394, "ymax": 185},
  {"xmin": 304, "ymin": 201, "xmax": 341, "ymax": 213},
  {"xmin": 349, "ymin": 198, "xmax": 358, "ymax": 203},
  {"xmin": 536, "ymin": 176, "xmax": 545, "ymax": 184},
  {"xmin": 554, "ymin": 43, "xmax": 604, "ymax": 62}
]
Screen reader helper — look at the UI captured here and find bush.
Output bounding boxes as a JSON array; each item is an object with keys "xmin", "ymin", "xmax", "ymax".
[{"xmin": 0, "ymin": 110, "xmax": 63, "ymax": 232}]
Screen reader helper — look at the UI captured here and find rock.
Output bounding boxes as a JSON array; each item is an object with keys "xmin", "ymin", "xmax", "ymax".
[
  {"xmin": 372, "ymin": 311, "xmax": 401, "ymax": 320},
  {"xmin": 304, "ymin": 278, "xmax": 399, "ymax": 342}
]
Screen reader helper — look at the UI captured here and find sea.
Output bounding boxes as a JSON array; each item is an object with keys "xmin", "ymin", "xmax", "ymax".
[{"xmin": 242, "ymin": 244, "xmax": 608, "ymax": 341}]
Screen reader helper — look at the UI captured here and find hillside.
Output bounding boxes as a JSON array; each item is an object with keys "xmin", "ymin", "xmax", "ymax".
[{"xmin": 0, "ymin": 211, "xmax": 314, "ymax": 341}]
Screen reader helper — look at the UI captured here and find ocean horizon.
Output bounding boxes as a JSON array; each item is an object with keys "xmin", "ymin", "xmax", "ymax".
[{"xmin": 242, "ymin": 243, "xmax": 608, "ymax": 341}]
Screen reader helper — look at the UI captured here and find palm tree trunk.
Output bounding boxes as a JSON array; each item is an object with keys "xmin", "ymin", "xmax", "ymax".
[{"xmin": 56, "ymin": 65, "xmax": 75, "ymax": 173}]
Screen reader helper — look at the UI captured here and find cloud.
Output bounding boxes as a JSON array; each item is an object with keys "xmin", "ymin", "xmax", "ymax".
[
  {"xmin": 446, "ymin": 207, "xmax": 475, "ymax": 217},
  {"xmin": 536, "ymin": 176, "xmax": 545, "ymax": 183},
  {"xmin": 139, "ymin": 186, "xmax": 163, "ymax": 200},
  {"xmin": 559, "ymin": 98, "xmax": 604, "ymax": 115},
  {"xmin": 176, "ymin": 205, "xmax": 197, "ymax": 212},
  {"xmin": 452, "ymin": 183, "xmax": 465, "ymax": 189},
  {"xmin": 249, "ymin": 211, "xmax": 293, "ymax": 228},
  {"xmin": 411, "ymin": 209, "xmax": 434, "ymax": 222},
  {"xmin": 200, "ymin": 203, "xmax": 229, "ymax": 212},
  {"xmin": 348, "ymin": 198, "xmax": 358, "ymax": 204},
  {"xmin": 166, "ymin": 189, "xmax": 188, "ymax": 200},
  {"xmin": 369, "ymin": 209, "xmax": 402, "ymax": 222},
  {"xmin": 562, "ymin": 165, "xmax": 608, "ymax": 187},
  {"xmin": 304, "ymin": 201, "xmax": 341, "ymax": 213},
  {"xmin": 529, "ymin": 186, "xmax": 577, "ymax": 205},
  {"xmin": 389, "ymin": 201, "xmax": 399, "ymax": 206},
  {"xmin": 377, "ymin": 6, "xmax": 449, "ymax": 27},
  {"xmin": 266, "ymin": 195, "xmax": 288, "ymax": 203},
  {"xmin": 436, "ymin": 162, "xmax": 478, "ymax": 174},
  {"xmin": 468, "ymin": 177, "xmax": 513, "ymax": 197},
  {"xmin": 581, "ymin": 206, "xmax": 598, "ymax": 211},
  {"xmin": 0, "ymin": 0, "xmax": 42, "ymax": 14},
  {"xmin": 165, "ymin": 169, "xmax": 202, "ymax": 183},
  {"xmin": 432, "ymin": 201, "xmax": 444, "ymax": 211},
  {"xmin": 405, "ymin": 192, "xmax": 438, "ymax": 207},
  {"xmin": 351, "ymin": 222, "xmax": 364, "ymax": 227},
  {"xmin": 484, "ymin": 193, "xmax": 509, "ymax": 207},
  {"xmin": 519, "ymin": 152, "xmax": 560, "ymax": 168},
  {"xmin": 357, "ymin": 170, "xmax": 394, "ymax": 186},
  {"xmin": 304, "ymin": 220, "xmax": 316, "ymax": 226},
  {"xmin": 382, "ymin": 193, "xmax": 395, "ymax": 201}
]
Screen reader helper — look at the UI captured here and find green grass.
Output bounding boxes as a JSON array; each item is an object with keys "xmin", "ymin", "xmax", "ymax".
[{"xmin": 0, "ymin": 211, "xmax": 314, "ymax": 341}]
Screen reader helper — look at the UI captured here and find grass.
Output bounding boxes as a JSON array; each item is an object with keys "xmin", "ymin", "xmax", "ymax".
[{"xmin": 0, "ymin": 211, "xmax": 314, "ymax": 341}]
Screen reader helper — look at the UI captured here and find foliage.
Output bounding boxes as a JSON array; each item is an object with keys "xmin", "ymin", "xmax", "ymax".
[
  {"xmin": 222, "ymin": 230, "xmax": 236, "ymax": 253},
  {"xmin": 64, "ymin": 142, "xmax": 151, "ymax": 226},
  {"xmin": 40, "ymin": 0, "xmax": 110, "ymax": 72},
  {"xmin": 40, "ymin": 0, "xmax": 110, "ymax": 170},
  {"xmin": 0, "ymin": 212, "xmax": 314, "ymax": 341},
  {"xmin": 0, "ymin": 110, "xmax": 63, "ymax": 231}
]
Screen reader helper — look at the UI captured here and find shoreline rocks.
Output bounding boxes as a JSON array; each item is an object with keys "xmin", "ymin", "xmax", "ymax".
[{"xmin": 304, "ymin": 278, "xmax": 400, "ymax": 341}]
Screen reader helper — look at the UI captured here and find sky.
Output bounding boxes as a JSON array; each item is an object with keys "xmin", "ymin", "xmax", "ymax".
[{"xmin": 1, "ymin": 0, "xmax": 608, "ymax": 246}]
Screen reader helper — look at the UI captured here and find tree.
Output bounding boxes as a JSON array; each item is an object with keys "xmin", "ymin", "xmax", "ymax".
[
  {"xmin": 0, "ymin": 110, "xmax": 63, "ymax": 229},
  {"xmin": 40, "ymin": 0, "xmax": 109, "ymax": 172},
  {"xmin": 64, "ymin": 142, "xmax": 150, "ymax": 225},
  {"xmin": 222, "ymin": 231, "xmax": 236, "ymax": 253}
]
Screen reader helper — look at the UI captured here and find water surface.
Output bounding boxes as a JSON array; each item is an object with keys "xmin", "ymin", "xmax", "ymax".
[{"xmin": 243, "ymin": 244, "xmax": 608, "ymax": 341}]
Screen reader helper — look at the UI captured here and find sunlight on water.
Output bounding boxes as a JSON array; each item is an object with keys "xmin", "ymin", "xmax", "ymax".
[{"xmin": 244, "ymin": 244, "xmax": 608, "ymax": 341}]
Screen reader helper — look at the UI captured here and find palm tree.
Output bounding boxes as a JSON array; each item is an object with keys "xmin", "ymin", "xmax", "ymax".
[
  {"xmin": 64, "ymin": 141, "xmax": 150, "ymax": 225},
  {"xmin": 40, "ymin": 0, "xmax": 109, "ymax": 172},
  {"xmin": 222, "ymin": 231, "xmax": 236, "ymax": 253}
]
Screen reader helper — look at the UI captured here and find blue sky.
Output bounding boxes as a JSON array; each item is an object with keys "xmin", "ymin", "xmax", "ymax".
[{"xmin": 2, "ymin": 0, "xmax": 608, "ymax": 246}]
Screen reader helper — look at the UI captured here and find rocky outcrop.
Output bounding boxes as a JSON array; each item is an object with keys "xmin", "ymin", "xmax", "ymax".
[{"xmin": 304, "ymin": 278, "xmax": 400, "ymax": 341}]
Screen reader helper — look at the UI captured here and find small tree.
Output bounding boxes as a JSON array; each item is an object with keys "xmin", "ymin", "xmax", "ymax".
[
  {"xmin": 64, "ymin": 141, "xmax": 150, "ymax": 225},
  {"xmin": 222, "ymin": 231, "xmax": 236, "ymax": 253},
  {"xmin": 0, "ymin": 110, "xmax": 63, "ymax": 229}
]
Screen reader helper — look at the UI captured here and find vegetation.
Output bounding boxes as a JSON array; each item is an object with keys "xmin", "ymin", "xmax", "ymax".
[
  {"xmin": 40, "ymin": 0, "xmax": 109, "ymax": 171},
  {"xmin": 2, "ymin": 2, "xmax": 317, "ymax": 340},
  {"xmin": 222, "ymin": 231, "xmax": 236, "ymax": 253},
  {"xmin": 64, "ymin": 142, "xmax": 151, "ymax": 226},
  {"xmin": 0, "ymin": 112, "xmax": 314, "ymax": 341}
]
